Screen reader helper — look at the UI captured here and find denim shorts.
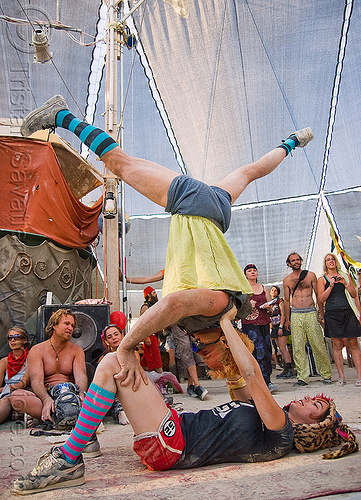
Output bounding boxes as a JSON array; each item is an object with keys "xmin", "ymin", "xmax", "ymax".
[{"xmin": 166, "ymin": 175, "xmax": 232, "ymax": 233}]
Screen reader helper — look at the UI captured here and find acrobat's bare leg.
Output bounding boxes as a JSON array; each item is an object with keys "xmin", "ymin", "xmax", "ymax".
[
  {"xmin": 122, "ymin": 288, "xmax": 230, "ymax": 349},
  {"xmin": 215, "ymin": 148, "xmax": 286, "ymax": 203},
  {"xmin": 215, "ymin": 127, "xmax": 313, "ymax": 203},
  {"xmin": 20, "ymin": 95, "xmax": 178, "ymax": 208},
  {"xmin": 101, "ymin": 147, "xmax": 177, "ymax": 207},
  {"xmin": 94, "ymin": 353, "xmax": 168, "ymax": 435}
]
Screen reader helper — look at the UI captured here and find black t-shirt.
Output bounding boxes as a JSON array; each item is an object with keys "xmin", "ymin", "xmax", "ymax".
[{"xmin": 173, "ymin": 401, "xmax": 294, "ymax": 469}]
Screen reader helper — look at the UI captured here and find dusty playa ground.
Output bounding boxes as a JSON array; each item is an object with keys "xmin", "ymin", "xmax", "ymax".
[{"xmin": 1, "ymin": 364, "xmax": 361, "ymax": 500}]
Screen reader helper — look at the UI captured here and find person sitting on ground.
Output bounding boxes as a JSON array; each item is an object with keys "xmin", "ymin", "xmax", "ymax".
[
  {"xmin": 13, "ymin": 304, "xmax": 358, "ymax": 494},
  {"xmin": 0, "ymin": 327, "xmax": 30, "ymax": 424},
  {"xmin": 98, "ymin": 324, "xmax": 130, "ymax": 425},
  {"xmin": 98, "ymin": 311, "xmax": 128, "ymax": 364},
  {"xmin": 11, "ymin": 309, "xmax": 88, "ymax": 430},
  {"xmin": 20, "ymin": 96, "xmax": 315, "ymax": 381}
]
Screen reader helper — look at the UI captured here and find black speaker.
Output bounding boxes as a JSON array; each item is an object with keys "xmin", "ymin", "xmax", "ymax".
[{"xmin": 37, "ymin": 304, "xmax": 110, "ymax": 382}]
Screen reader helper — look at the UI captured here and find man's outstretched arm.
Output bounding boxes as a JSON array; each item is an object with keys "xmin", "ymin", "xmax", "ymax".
[
  {"xmin": 220, "ymin": 306, "xmax": 286, "ymax": 431},
  {"xmin": 120, "ymin": 269, "xmax": 164, "ymax": 284}
]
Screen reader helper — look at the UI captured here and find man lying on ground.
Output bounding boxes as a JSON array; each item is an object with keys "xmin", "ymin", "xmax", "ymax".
[{"xmin": 12, "ymin": 305, "xmax": 358, "ymax": 494}]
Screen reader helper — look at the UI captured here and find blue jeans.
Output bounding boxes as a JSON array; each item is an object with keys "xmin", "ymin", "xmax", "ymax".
[{"xmin": 242, "ymin": 324, "xmax": 272, "ymax": 384}]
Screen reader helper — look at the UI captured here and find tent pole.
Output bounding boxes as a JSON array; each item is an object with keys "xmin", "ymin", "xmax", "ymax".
[
  {"xmin": 104, "ymin": 0, "xmax": 121, "ymax": 313},
  {"xmin": 118, "ymin": 0, "xmax": 129, "ymax": 325}
]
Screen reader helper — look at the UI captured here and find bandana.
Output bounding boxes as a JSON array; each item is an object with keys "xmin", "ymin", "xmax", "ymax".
[
  {"xmin": 7, "ymin": 348, "xmax": 29, "ymax": 379},
  {"xmin": 243, "ymin": 264, "xmax": 257, "ymax": 273}
]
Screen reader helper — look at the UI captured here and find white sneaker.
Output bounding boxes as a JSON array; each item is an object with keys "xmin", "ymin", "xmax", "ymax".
[
  {"xmin": 12, "ymin": 446, "xmax": 84, "ymax": 494},
  {"xmin": 20, "ymin": 95, "xmax": 69, "ymax": 137},
  {"xmin": 291, "ymin": 127, "xmax": 314, "ymax": 147},
  {"xmin": 268, "ymin": 382, "xmax": 278, "ymax": 394}
]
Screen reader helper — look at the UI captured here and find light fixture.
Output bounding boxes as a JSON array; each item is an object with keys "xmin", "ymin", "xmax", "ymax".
[
  {"xmin": 118, "ymin": 23, "xmax": 137, "ymax": 50},
  {"xmin": 32, "ymin": 28, "xmax": 52, "ymax": 63},
  {"xmin": 103, "ymin": 191, "xmax": 117, "ymax": 219}
]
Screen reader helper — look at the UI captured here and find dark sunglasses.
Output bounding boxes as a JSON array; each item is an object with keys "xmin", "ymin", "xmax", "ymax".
[
  {"xmin": 8, "ymin": 334, "xmax": 24, "ymax": 341},
  {"xmin": 194, "ymin": 332, "xmax": 223, "ymax": 353}
]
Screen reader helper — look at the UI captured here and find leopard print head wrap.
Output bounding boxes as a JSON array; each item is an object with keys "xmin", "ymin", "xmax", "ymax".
[{"xmin": 284, "ymin": 397, "xmax": 359, "ymax": 459}]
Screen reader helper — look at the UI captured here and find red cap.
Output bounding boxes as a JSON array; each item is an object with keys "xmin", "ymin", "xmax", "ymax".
[
  {"xmin": 143, "ymin": 286, "xmax": 155, "ymax": 298},
  {"xmin": 109, "ymin": 311, "xmax": 127, "ymax": 331}
]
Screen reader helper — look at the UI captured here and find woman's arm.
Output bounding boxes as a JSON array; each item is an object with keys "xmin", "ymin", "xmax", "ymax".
[
  {"xmin": 355, "ymin": 288, "xmax": 361, "ymax": 324},
  {"xmin": 9, "ymin": 366, "xmax": 30, "ymax": 392},
  {"xmin": 0, "ymin": 357, "xmax": 7, "ymax": 391},
  {"xmin": 120, "ymin": 269, "xmax": 164, "ymax": 284},
  {"xmin": 317, "ymin": 276, "xmax": 333, "ymax": 303},
  {"xmin": 344, "ymin": 273, "xmax": 357, "ymax": 299},
  {"xmin": 220, "ymin": 306, "xmax": 286, "ymax": 430},
  {"xmin": 278, "ymin": 299, "xmax": 286, "ymax": 334}
]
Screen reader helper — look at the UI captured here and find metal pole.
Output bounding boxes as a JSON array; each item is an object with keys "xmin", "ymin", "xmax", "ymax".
[
  {"xmin": 120, "ymin": 0, "xmax": 147, "ymax": 23},
  {"xmin": 104, "ymin": 0, "xmax": 120, "ymax": 313},
  {"xmin": 118, "ymin": 1, "xmax": 129, "ymax": 324}
]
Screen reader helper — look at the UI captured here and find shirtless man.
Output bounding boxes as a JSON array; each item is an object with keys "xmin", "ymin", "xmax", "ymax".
[
  {"xmin": 283, "ymin": 253, "xmax": 332, "ymax": 387},
  {"xmin": 12, "ymin": 309, "xmax": 88, "ymax": 424}
]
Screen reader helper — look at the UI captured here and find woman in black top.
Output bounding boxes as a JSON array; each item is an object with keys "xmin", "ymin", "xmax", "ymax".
[{"xmin": 317, "ymin": 253, "xmax": 361, "ymax": 386}]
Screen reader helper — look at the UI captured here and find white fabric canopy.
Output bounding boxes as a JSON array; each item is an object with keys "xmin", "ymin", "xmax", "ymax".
[{"xmin": 1, "ymin": 0, "xmax": 360, "ymax": 298}]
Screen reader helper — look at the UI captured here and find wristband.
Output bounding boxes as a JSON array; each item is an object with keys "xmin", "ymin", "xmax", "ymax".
[
  {"xmin": 226, "ymin": 376, "xmax": 246, "ymax": 390},
  {"xmin": 227, "ymin": 376, "xmax": 247, "ymax": 401}
]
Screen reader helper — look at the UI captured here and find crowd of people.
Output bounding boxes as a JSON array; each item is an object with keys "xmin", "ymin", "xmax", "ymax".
[
  {"xmin": 127, "ymin": 251, "xmax": 361, "ymax": 394},
  {"xmin": 2, "ymin": 253, "xmax": 360, "ymax": 431},
  {"xmin": 0, "ymin": 95, "xmax": 359, "ymax": 494}
]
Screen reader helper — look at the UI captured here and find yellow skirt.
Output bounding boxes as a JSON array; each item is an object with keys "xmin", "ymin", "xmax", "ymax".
[{"xmin": 162, "ymin": 214, "xmax": 252, "ymax": 297}]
